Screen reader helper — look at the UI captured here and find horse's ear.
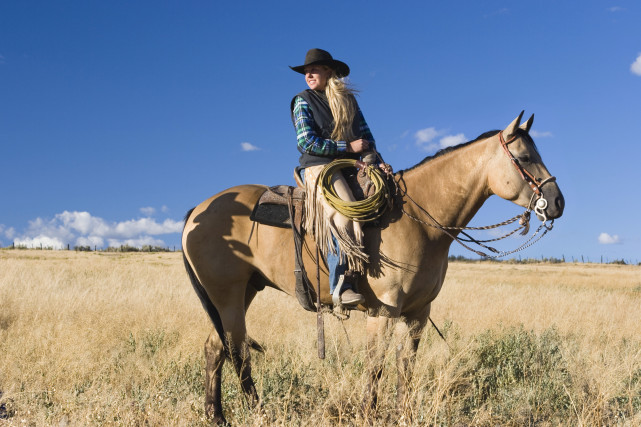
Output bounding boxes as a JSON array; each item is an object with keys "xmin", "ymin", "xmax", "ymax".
[
  {"xmin": 519, "ymin": 114, "xmax": 534, "ymax": 133},
  {"xmin": 504, "ymin": 110, "xmax": 525, "ymax": 140}
]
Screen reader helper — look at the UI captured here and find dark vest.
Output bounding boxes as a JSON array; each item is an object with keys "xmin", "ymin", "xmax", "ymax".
[{"xmin": 291, "ymin": 89, "xmax": 361, "ymax": 168}]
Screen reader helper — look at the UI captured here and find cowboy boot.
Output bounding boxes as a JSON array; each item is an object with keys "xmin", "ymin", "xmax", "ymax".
[{"xmin": 340, "ymin": 271, "xmax": 364, "ymax": 306}]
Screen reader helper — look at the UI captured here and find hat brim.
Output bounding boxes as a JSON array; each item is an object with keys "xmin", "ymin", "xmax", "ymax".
[{"xmin": 289, "ymin": 59, "xmax": 350, "ymax": 78}]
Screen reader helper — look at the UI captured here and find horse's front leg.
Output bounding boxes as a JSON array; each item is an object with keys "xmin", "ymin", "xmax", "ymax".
[
  {"xmin": 363, "ymin": 316, "xmax": 393, "ymax": 415},
  {"xmin": 394, "ymin": 306, "xmax": 429, "ymax": 417}
]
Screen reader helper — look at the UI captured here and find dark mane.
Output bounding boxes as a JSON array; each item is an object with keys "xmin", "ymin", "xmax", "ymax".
[{"xmin": 402, "ymin": 128, "xmax": 538, "ymax": 173}]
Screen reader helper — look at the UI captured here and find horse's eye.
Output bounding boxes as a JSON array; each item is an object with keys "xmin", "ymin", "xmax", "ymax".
[{"xmin": 518, "ymin": 155, "xmax": 531, "ymax": 163}]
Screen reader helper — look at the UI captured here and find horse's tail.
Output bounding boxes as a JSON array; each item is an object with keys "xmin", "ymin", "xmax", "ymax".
[
  {"xmin": 182, "ymin": 208, "xmax": 228, "ymax": 358},
  {"xmin": 182, "ymin": 252, "xmax": 228, "ymax": 345},
  {"xmin": 182, "ymin": 208, "xmax": 265, "ymax": 357}
]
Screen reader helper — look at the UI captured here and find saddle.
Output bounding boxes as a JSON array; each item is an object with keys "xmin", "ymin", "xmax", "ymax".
[
  {"xmin": 249, "ymin": 185, "xmax": 305, "ymax": 229},
  {"xmin": 249, "ymin": 168, "xmax": 383, "ymax": 312},
  {"xmin": 249, "ymin": 183, "xmax": 316, "ymax": 311}
]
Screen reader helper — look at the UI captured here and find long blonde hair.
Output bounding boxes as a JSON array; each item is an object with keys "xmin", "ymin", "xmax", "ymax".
[{"xmin": 324, "ymin": 70, "xmax": 358, "ymax": 142}]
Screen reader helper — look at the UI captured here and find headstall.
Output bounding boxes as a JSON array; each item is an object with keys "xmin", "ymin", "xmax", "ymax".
[{"xmin": 498, "ymin": 130, "xmax": 556, "ymax": 223}]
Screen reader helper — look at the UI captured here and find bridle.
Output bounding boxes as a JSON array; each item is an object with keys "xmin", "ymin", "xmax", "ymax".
[
  {"xmin": 498, "ymin": 130, "xmax": 557, "ymax": 223},
  {"xmin": 396, "ymin": 130, "xmax": 557, "ymax": 258}
]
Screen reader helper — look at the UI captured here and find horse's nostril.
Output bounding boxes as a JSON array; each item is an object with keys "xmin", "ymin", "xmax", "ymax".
[{"xmin": 555, "ymin": 195, "xmax": 565, "ymax": 212}]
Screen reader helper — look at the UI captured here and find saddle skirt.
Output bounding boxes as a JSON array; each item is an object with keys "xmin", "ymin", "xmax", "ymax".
[{"xmin": 249, "ymin": 185, "xmax": 305, "ymax": 229}]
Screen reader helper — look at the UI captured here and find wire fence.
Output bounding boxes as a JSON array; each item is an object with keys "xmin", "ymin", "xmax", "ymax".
[
  {"xmin": 4, "ymin": 243, "xmax": 182, "ymax": 253},
  {"xmin": 2, "ymin": 243, "xmax": 637, "ymax": 265}
]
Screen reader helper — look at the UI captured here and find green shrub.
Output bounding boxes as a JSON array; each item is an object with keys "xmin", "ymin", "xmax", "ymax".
[{"xmin": 462, "ymin": 326, "xmax": 571, "ymax": 423}]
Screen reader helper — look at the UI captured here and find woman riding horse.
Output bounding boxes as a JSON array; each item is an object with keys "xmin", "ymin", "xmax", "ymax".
[{"xmin": 290, "ymin": 48, "xmax": 392, "ymax": 306}]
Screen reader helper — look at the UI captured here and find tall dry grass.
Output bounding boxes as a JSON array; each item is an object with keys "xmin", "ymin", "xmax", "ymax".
[{"xmin": 0, "ymin": 250, "xmax": 639, "ymax": 425}]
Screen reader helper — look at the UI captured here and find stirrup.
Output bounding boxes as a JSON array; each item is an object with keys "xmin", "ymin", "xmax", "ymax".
[
  {"xmin": 331, "ymin": 275, "xmax": 350, "ymax": 319},
  {"xmin": 332, "ymin": 274, "xmax": 346, "ymax": 307}
]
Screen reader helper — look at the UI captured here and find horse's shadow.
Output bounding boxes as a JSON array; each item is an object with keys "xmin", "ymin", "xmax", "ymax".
[{"xmin": 190, "ymin": 192, "xmax": 253, "ymax": 257}]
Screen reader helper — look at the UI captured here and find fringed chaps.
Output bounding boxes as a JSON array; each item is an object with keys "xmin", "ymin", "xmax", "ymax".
[{"xmin": 303, "ymin": 165, "xmax": 369, "ymax": 273}]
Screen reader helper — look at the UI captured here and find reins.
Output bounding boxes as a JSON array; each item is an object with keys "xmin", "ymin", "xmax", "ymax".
[
  {"xmin": 394, "ymin": 131, "xmax": 557, "ymax": 259},
  {"xmin": 399, "ymin": 185, "xmax": 547, "ymax": 258}
]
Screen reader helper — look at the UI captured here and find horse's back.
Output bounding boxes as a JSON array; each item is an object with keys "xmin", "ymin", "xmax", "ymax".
[{"xmin": 189, "ymin": 184, "xmax": 266, "ymax": 219}]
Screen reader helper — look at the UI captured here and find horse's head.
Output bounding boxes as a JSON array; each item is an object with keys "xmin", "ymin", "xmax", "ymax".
[{"xmin": 487, "ymin": 111, "xmax": 565, "ymax": 221}]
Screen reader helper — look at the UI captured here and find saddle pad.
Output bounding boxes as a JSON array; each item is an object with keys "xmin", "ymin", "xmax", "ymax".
[
  {"xmin": 250, "ymin": 203, "xmax": 292, "ymax": 228},
  {"xmin": 249, "ymin": 185, "xmax": 304, "ymax": 229}
]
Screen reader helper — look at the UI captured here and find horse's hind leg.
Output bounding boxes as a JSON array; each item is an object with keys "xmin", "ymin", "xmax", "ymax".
[
  {"xmin": 219, "ymin": 305, "xmax": 260, "ymax": 407},
  {"xmin": 203, "ymin": 283, "xmax": 261, "ymax": 423},
  {"xmin": 204, "ymin": 304, "xmax": 260, "ymax": 424},
  {"xmin": 204, "ymin": 330, "xmax": 226, "ymax": 423}
]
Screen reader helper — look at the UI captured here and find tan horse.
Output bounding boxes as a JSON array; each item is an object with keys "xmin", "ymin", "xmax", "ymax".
[{"xmin": 182, "ymin": 112, "xmax": 564, "ymax": 423}]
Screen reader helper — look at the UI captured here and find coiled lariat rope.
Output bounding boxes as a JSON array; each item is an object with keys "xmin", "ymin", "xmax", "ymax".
[{"xmin": 318, "ymin": 159, "xmax": 391, "ymax": 222}]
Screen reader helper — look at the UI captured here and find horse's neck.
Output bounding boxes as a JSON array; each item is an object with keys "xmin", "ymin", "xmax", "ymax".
[{"xmin": 403, "ymin": 138, "xmax": 492, "ymax": 230}]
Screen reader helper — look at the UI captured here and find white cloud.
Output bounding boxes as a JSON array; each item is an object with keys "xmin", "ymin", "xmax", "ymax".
[
  {"xmin": 631, "ymin": 53, "xmax": 641, "ymax": 76},
  {"xmin": 608, "ymin": 6, "xmax": 624, "ymax": 12},
  {"xmin": 9, "ymin": 211, "xmax": 183, "ymax": 249},
  {"xmin": 140, "ymin": 206, "xmax": 156, "ymax": 216},
  {"xmin": 414, "ymin": 127, "xmax": 441, "ymax": 144},
  {"xmin": 415, "ymin": 127, "xmax": 467, "ymax": 152},
  {"xmin": 107, "ymin": 236, "xmax": 167, "ymax": 248},
  {"xmin": 439, "ymin": 133, "xmax": 466, "ymax": 148},
  {"xmin": 161, "ymin": 205, "xmax": 169, "ymax": 213},
  {"xmin": 241, "ymin": 142, "xmax": 260, "ymax": 151},
  {"xmin": 113, "ymin": 218, "xmax": 182, "ymax": 238},
  {"xmin": 14, "ymin": 235, "xmax": 66, "ymax": 249},
  {"xmin": 530, "ymin": 130, "xmax": 553, "ymax": 138},
  {"xmin": 75, "ymin": 235, "xmax": 105, "ymax": 248},
  {"xmin": 598, "ymin": 232, "xmax": 621, "ymax": 244},
  {"xmin": 56, "ymin": 211, "xmax": 110, "ymax": 236},
  {"xmin": 4, "ymin": 226, "xmax": 15, "ymax": 239}
]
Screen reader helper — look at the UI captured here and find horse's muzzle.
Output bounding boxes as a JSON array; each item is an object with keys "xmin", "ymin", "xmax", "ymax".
[{"xmin": 537, "ymin": 189, "xmax": 564, "ymax": 221}]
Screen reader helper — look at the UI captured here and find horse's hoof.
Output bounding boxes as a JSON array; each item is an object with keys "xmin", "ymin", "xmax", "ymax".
[
  {"xmin": 210, "ymin": 415, "xmax": 229, "ymax": 426},
  {"xmin": 360, "ymin": 398, "xmax": 377, "ymax": 418},
  {"xmin": 205, "ymin": 405, "xmax": 228, "ymax": 426}
]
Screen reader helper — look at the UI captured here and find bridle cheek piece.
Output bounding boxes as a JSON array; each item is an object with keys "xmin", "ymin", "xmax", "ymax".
[{"xmin": 499, "ymin": 131, "xmax": 555, "ymax": 226}]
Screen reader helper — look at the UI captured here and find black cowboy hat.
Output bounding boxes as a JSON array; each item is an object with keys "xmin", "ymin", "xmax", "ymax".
[{"xmin": 289, "ymin": 48, "xmax": 350, "ymax": 78}]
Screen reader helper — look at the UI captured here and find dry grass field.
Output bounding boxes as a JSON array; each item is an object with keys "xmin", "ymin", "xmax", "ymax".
[{"xmin": 1, "ymin": 249, "xmax": 640, "ymax": 426}]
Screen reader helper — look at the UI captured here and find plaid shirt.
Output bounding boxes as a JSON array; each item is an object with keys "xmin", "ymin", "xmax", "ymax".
[{"xmin": 292, "ymin": 95, "xmax": 376, "ymax": 157}]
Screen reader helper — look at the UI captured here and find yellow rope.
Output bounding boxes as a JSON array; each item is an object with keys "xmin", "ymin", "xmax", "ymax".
[{"xmin": 318, "ymin": 159, "xmax": 390, "ymax": 222}]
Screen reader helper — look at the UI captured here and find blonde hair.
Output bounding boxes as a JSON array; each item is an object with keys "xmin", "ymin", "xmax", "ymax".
[{"xmin": 324, "ymin": 69, "xmax": 358, "ymax": 142}]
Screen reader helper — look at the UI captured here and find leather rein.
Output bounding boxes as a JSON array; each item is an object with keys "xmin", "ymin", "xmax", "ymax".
[{"xmin": 397, "ymin": 130, "xmax": 556, "ymax": 258}]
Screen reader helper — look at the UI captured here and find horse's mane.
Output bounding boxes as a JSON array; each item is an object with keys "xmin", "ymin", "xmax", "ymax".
[{"xmin": 402, "ymin": 128, "xmax": 538, "ymax": 173}]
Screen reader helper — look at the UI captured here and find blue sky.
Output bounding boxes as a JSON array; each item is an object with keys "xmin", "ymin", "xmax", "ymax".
[{"xmin": 1, "ymin": 1, "xmax": 640, "ymax": 262}]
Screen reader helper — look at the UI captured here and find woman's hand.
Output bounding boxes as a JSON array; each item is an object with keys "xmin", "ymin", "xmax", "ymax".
[
  {"xmin": 379, "ymin": 163, "xmax": 393, "ymax": 175},
  {"xmin": 347, "ymin": 139, "xmax": 370, "ymax": 153}
]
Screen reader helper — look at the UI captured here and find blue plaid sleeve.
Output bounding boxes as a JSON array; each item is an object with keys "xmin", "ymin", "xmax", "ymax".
[
  {"xmin": 357, "ymin": 107, "xmax": 375, "ymax": 147},
  {"xmin": 293, "ymin": 96, "xmax": 347, "ymax": 156}
]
